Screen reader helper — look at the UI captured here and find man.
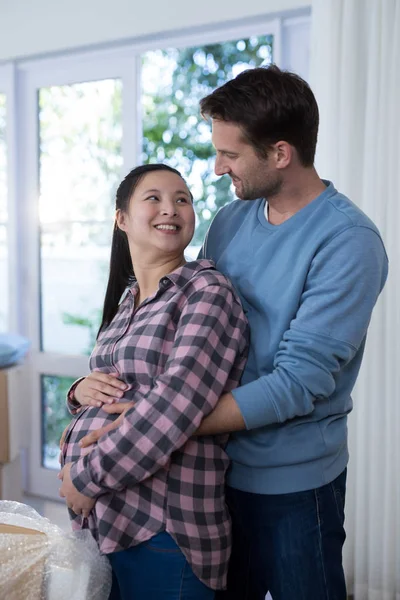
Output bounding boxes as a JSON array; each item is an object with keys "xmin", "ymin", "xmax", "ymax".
[{"xmin": 60, "ymin": 66, "xmax": 388, "ymax": 600}]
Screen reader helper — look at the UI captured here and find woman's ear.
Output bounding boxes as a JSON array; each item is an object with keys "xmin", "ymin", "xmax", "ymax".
[{"xmin": 115, "ymin": 209, "xmax": 127, "ymax": 232}]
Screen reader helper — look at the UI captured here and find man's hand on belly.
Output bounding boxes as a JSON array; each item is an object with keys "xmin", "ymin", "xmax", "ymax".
[{"xmin": 78, "ymin": 401, "xmax": 135, "ymax": 448}]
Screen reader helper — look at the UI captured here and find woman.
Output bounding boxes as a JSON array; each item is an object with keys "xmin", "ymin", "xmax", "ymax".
[{"xmin": 59, "ymin": 164, "xmax": 248, "ymax": 600}]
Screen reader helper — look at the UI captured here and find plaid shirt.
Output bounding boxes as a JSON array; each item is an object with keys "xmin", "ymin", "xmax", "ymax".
[{"xmin": 61, "ymin": 259, "xmax": 248, "ymax": 590}]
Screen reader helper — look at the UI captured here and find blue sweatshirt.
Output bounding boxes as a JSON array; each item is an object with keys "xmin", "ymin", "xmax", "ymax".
[{"xmin": 201, "ymin": 182, "xmax": 388, "ymax": 494}]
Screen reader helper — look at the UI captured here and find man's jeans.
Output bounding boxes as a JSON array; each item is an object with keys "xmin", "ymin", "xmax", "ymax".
[{"xmin": 217, "ymin": 469, "xmax": 347, "ymax": 600}]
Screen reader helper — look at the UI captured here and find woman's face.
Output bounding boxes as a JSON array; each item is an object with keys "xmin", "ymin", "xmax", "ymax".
[{"xmin": 116, "ymin": 170, "xmax": 195, "ymax": 261}]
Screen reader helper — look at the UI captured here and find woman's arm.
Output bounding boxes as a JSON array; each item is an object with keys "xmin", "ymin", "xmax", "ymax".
[{"xmin": 69, "ymin": 282, "xmax": 248, "ymax": 499}]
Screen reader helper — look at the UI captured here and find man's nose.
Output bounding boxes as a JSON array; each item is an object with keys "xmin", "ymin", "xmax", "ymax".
[{"xmin": 214, "ymin": 156, "xmax": 230, "ymax": 176}]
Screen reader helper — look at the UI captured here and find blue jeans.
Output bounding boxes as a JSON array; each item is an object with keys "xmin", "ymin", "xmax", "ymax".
[
  {"xmin": 108, "ymin": 531, "xmax": 215, "ymax": 600},
  {"xmin": 217, "ymin": 469, "xmax": 347, "ymax": 600}
]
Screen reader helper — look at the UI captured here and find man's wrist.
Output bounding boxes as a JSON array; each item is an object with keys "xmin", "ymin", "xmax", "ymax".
[{"xmin": 196, "ymin": 392, "xmax": 246, "ymax": 436}]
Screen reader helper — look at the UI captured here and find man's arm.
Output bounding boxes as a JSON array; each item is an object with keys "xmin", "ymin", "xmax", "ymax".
[
  {"xmin": 196, "ymin": 392, "xmax": 245, "ymax": 436},
  {"xmin": 200, "ymin": 226, "xmax": 388, "ymax": 434}
]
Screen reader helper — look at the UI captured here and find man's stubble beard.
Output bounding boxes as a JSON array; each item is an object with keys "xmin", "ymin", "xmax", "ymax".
[{"xmin": 236, "ymin": 176, "xmax": 283, "ymax": 201}]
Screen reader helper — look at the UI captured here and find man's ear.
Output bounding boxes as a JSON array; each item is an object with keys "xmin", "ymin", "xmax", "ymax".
[
  {"xmin": 115, "ymin": 209, "xmax": 127, "ymax": 232},
  {"xmin": 274, "ymin": 141, "xmax": 292, "ymax": 169}
]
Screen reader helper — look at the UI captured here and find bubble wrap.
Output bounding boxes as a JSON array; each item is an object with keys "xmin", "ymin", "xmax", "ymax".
[{"xmin": 0, "ymin": 501, "xmax": 112, "ymax": 600}]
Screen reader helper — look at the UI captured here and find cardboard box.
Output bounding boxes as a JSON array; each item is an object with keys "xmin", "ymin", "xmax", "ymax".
[
  {"xmin": 0, "ymin": 456, "xmax": 23, "ymax": 501},
  {"xmin": 0, "ymin": 522, "xmax": 93, "ymax": 600},
  {"xmin": 0, "ymin": 522, "xmax": 46, "ymax": 599},
  {"xmin": 0, "ymin": 367, "xmax": 23, "ymax": 464},
  {"xmin": 0, "ymin": 522, "xmax": 45, "ymax": 536}
]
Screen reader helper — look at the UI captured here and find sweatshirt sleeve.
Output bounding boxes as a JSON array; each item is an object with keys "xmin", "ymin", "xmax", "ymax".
[
  {"xmin": 70, "ymin": 283, "xmax": 248, "ymax": 497},
  {"xmin": 233, "ymin": 226, "xmax": 388, "ymax": 430}
]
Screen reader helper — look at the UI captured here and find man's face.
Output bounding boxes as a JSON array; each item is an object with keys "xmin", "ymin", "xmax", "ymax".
[{"xmin": 211, "ymin": 119, "xmax": 282, "ymax": 200}]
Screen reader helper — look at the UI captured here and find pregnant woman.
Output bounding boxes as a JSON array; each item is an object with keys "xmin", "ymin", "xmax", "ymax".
[{"xmin": 59, "ymin": 163, "xmax": 248, "ymax": 600}]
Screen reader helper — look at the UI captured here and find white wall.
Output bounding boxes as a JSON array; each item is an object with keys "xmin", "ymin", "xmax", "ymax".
[{"xmin": 0, "ymin": 0, "xmax": 308, "ymax": 61}]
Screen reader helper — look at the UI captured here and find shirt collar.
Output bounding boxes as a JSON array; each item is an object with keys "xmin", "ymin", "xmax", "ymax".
[
  {"xmin": 158, "ymin": 259, "xmax": 215, "ymax": 290},
  {"xmin": 127, "ymin": 259, "xmax": 216, "ymax": 297}
]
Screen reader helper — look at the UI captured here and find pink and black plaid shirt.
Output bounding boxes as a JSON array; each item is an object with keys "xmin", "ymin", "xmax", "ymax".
[{"xmin": 61, "ymin": 259, "xmax": 248, "ymax": 590}]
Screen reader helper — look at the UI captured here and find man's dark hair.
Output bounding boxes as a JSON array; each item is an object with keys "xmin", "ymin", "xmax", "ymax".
[{"xmin": 200, "ymin": 65, "xmax": 319, "ymax": 166}]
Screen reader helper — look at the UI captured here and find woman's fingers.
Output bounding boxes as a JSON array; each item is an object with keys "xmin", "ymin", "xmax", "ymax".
[
  {"xmin": 75, "ymin": 372, "xmax": 128, "ymax": 406},
  {"xmin": 90, "ymin": 371, "xmax": 127, "ymax": 390}
]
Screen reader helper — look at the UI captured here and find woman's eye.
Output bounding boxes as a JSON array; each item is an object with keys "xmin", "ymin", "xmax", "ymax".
[
  {"xmin": 146, "ymin": 195, "xmax": 159, "ymax": 201},
  {"xmin": 177, "ymin": 197, "xmax": 189, "ymax": 204}
]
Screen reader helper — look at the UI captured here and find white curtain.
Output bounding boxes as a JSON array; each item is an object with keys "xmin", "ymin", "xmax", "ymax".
[{"xmin": 310, "ymin": 1, "xmax": 400, "ymax": 598}]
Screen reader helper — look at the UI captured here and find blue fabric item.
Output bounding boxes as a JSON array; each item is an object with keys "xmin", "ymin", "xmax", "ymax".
[
  {"xmin": 0, "ymin": 333, "xmax": 30, "ymax": 368},
  {"xmin": 216, "ymin": 470, "xmax": 347, "ymax": 600},
  {"xmin": 108, "ymin": 531, "xmax": 215, "ymax": 600},
  {"xmin": 200, "ymin": 181, "xmax": 388, "ymax": 494}
]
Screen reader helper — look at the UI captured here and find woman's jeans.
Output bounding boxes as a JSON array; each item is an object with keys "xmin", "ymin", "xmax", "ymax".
[
  {"xmin": 217, "ymin": 469, "xmax": 347, "ymax": 600},
  {"xmin": 108, "ymin": 531, "xmax": 215, "ymax": 600}
]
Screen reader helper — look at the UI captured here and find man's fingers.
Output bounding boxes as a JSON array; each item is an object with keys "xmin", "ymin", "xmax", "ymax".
[
  {"xmin": 79, "ymin": 421, "xmax": 119, "ymax": 448},
  {"xmin": 78, "ymin": 432, "xmax": 99, "ymax": 448},
  {"xmin": 78, "ymin": 408, "xmax": 129, "ymax": 448},
  {"xmin": 101, "ymin": 401, "xmax": 135, "ymax": 415}
]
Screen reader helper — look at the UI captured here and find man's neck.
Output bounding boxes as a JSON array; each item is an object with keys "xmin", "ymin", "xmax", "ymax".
[{"xmin": 267, "ymin": 167, "xmax": 327, "ymax": 226}]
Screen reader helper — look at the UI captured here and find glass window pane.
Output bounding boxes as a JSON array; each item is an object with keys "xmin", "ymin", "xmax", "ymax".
[
  {"xmin": 141, "ymin": 36, "xmax": 273, "ymax": 252},
  {"xmin": 41, "ymin": 375, "xmax": 75, "ymax": 470},
  {"xmin": 0, "ymin": 94, "xmax": 7, "ymax": 331},
  {"xmin": 41, "ymin": 222, "xmax": 111, "ymax": 355},
  {"xmin": 39, "ymin": 79, "xmax": 122, "ymax": 354}
]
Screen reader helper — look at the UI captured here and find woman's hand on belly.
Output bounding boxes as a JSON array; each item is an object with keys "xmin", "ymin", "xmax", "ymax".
[
  {"xmin": 79, "ymin": 401, "xmax": 135, "ymax": 448},
  {"xmin": 74, "ymin": 372, "xmax": 128, "ymax": 408},
  {"xmin": 58, "ymin": 463, "xmax": 96, "ymax": 518}
]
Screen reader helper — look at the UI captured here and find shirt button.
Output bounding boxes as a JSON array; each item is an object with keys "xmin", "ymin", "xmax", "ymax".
[{"xmin": 161, "ymin": 278, "xmax": 169, "ymax": 285}]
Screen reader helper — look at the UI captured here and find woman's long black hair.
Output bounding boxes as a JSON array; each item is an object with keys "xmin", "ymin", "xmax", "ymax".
[{"xmin": 98, "ymin": 163, "xmax": 187, "ymax": 336}]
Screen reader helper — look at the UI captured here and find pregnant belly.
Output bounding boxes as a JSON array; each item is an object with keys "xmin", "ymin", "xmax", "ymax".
[{"xmin": 63, "ymin": 406, "xmax": 120, "ymax": 464}]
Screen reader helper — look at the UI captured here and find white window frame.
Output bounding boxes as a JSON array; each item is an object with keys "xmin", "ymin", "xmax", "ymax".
[
  {"xmin": 0, "ymin": 64, "xmax": 18, "ymax": 333},
  {"xmin": 17, "ymin": 48, "xmax": 140, "ymax": 498},
  {"xmin": 5, "ymin": 12, "xmax": 310, "ymax": 500}
]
